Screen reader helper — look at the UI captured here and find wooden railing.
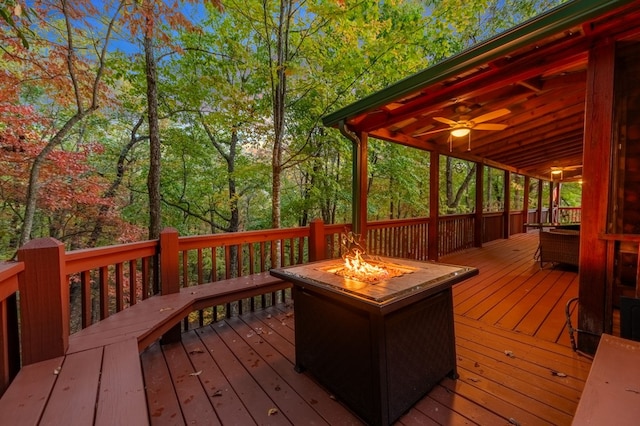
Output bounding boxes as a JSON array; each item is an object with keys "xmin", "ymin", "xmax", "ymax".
[
  {"xmin": 367, "ymin": 218, "xmax": 430, "ymax": 260},
  {"xmin": 439, "ymin": 214, "xmax": 475, "ymax": 256},
  {"xmin": 1, "ymin": 209, "xmax": 581, "ymax": 396},
  {"xmin": 0, "ymin": 262, "xmax": 22, "ymax": 396},
  {"xmin": 558, "ymin": 206, "xmax": 581, "ymax": 223}
]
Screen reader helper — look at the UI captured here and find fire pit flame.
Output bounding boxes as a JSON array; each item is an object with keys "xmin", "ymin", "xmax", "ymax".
[
  {"xmin": 335, "ymin": 231, "xmax": 408, "ymax": 284},
  {"xmin": 342, "ymin": 250, "xmax": 390, "ymax": 283}
]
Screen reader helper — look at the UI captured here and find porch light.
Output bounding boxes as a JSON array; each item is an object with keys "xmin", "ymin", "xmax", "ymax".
[{"xmin": 451, "ymin": 128, "xmax": 470, "ymax": 137}]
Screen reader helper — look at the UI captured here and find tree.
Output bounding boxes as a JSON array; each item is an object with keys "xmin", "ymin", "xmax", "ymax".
[{"xmin": 5, "ymin": 1, "xmax": 125, "ymax": 248}]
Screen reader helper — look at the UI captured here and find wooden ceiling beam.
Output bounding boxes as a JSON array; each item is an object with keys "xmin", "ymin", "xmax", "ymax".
[{"xmin": 352, "ymin": 35, "xmax": 591, "ymax": 133}]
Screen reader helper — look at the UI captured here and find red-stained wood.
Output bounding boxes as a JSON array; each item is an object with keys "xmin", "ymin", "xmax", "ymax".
[
  {"xmin": 0, "ymin": 356, "xmax": 63, "ymax": 424},
  {"xmin": 578, "ymin": 39, "xmax": 616, "ymax": 353},
  {"xmin": 429, "ymin": 152, "xmax": 439, "ymax": 260},
  {"xmin": 17, "ymin": 238, "xmax": 69, "ymax": 365},
  {"xmin": 141, "ymin": 340, "xmax": 184, "ymax": 424},
  {"xmin": 161, "ymin": 340, "xmax": 219, "ymax": 425},
  {"xmin": 40, "ymin": 347, "xmax": 103, "ymax": 425},
  {"xmin": 95, "ymin": 338, "xmax": 148, "ymax": 426}
]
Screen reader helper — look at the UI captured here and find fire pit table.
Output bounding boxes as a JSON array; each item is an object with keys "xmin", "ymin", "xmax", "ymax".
[{"xmin": 270, "ymin": 257, "xmax": 478, "ymax": 426}]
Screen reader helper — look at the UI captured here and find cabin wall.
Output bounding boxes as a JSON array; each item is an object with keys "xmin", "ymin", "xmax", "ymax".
[{"xmin": 611, "ymin": 42, "xmax": 640, "ymax": 305}]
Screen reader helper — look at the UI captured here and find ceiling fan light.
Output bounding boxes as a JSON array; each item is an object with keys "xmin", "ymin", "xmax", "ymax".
[
  {"xmin": 451, "ymin": 128, "xmax": 470, "ymax": 137},
  {"xmin": 551, "ymin": 169, "xmax": 562, "ymax": 175}
]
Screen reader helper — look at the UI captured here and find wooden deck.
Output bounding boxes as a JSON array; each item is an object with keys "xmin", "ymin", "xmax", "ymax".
[{"xmin": 142, "ymin": 233, "xmax": 593, "ymax": 425}]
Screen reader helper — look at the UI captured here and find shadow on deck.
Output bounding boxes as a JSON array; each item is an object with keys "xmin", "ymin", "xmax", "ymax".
[{"xmin": 144, "ymin": 233, "xmax": 592, "ymax": 425}]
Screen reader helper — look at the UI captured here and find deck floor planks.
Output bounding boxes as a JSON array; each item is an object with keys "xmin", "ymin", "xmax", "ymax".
[
  {"xmin": 181, "ymin": 330, "xmax": 254, "ymax": 425},
  {"xmin": 449, "ymin": 241, "xmax": 539, "ymax": 313},
  {"xmin": 515, "ymin": 269, "xmax": 577, "ymax": 337},
  {"xmin": 195, "ymin": 325, "xmax": 293, "ymax": 425},
  {"xmin": 226, "ymin": 312, "xmax": 363, "ymax": 426},
  {"xmin": 142, "ymin": 342, "xmax": 187, "ymax": 424},
  {"xmin": 139, "ymin": 233, "xmax": 596, "ymax": 425},
  {"xmin": 494, "ymin": 269, "xmax": 567, "ymax": 331},
  {"xmin": 161, "ymin": 339, "xmax": 219, "ymax": 424}
]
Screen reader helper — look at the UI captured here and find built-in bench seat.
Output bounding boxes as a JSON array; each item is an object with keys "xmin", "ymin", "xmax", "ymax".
[
  {"xmin": 572, "ymin": 334, "xmax": 640, "ymax": 425},
  {"xmin": 0, "ymin": 272, "xmax": 289, "ymax": 425}
]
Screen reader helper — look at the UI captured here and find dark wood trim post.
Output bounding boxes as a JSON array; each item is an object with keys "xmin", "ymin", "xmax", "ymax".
[
  {"xmin": 537, "ymin": 179, "xmax": 544, "ymax": 223},
  {"xmin": 17, "ymin": 238, "xmax": 69, "ymax": 365},
  {"xmin": 474, "ymin": 162, "xmax": 484, "ymax": 247},
  {"xmin": 578, "ymin": 40, "xmax": 616, "ymax": 354},
  {"xmin": 503, "ymin": 170, "xmax": 511, "ymax": 239},
  {"xmin": 355, "ymin": 131, "xmax": 369, "ymax": 239},
  {"xmin": 309, "ymin": 218, "xmax": 326, "ymax": 262},
  {"xmin": 428, "ymin": 152, "xmax": 440, "ymax": 260},
  {"xmin": 522, "ymin": 176, "xmax": 530, "ymax": 232},
  {"xmin": 159, "ymin": 227, "xmax": 181, "ymax": 343}
]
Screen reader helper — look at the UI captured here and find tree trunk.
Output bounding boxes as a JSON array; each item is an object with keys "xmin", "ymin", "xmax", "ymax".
[{"xmin": 144, "ymin": 17, "xmax": 162, "ymax": 240}]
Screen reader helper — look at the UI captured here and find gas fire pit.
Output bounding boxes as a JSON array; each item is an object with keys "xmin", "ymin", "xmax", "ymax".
[{"xmin": 270, "ymin": 256, "xmax": 478, "ymax": 426}]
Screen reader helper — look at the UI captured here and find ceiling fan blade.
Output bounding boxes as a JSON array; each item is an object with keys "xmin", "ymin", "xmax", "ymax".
[
  {"xmin": 414, "ymin": 127, "xmax": 451, "ymax": 137},
  {"xmin": 433, "ymin": 116, "xmax": 458, "ymax": 126},
  {"xmin": 471, "ymin": 108, "xmax": 511, "ymax": 124},
  {"xmin": 473, "ymin": 123, "xmax": 508, "ymax": 131}
]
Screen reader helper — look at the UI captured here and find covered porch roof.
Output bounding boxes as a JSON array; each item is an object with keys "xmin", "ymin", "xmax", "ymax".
[{"xmin": 323, "ymin": 0, "xmax": 640, "ymax": 182}]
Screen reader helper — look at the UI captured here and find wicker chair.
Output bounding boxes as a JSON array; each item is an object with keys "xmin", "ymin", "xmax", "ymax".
[{"xmin": 538, "ymin": 229, "xmax": 580, "ymax": 268}]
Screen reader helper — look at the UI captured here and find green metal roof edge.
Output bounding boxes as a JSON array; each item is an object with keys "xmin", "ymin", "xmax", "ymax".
[{"xmin": 322, "ymin": 0, "xmax": 635, "ymax": 128}]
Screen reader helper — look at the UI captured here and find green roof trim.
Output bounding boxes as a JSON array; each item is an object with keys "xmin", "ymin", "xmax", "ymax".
[{"xmin": 322, "ymin": 0, "xmax": 635, "ymax": 128}]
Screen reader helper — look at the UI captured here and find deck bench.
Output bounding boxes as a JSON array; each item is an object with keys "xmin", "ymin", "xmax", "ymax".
[
  {"xmin": 572, "ymin": 334, "xmax": 640, "ymax": 425},
  {"xmin": 0, "ymin": 272, "xmax": 289, "ymax": 425}
]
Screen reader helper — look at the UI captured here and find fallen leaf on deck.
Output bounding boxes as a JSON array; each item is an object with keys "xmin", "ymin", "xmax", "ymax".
[
  {"xmin": 268, "ymin": 408, "xmax": 278, "ymax": 416},
  {"xmin": 626, "ymin": 388, "xmax": 640, "ymax": 394},
  {"xmin": 189, "ymin": 370, "xmax": 202, "ymax": 376},
  {"xmin": 211, "ymin": 390, "xmax": 223, "ymax": 397},
  {"xmin": 189, "ymin": 349, "xmax": 204, "ymax": 355},
  {"xmin": 159, "ymin": 307, "xmax": 173, "ymax": 312},
  {"xmin": 551, "ymin": 371, "xmax": 567, "ymax": 377},
  {"xmin": 508, "ymin": 417, "xmax": 521, "ymax": 426},
  {"xmin": 504, "ymin": 350, "xmax": 515, "ymax": 358},
  {"xmin": 468, "ymin": 377, "xmax": 481, "ymax": 382},
  {"xmin": 53, "ymin": 367, "xmax": 61, "ymax": 375},
  {"xmin": 474, "ymin": 361, "xmax": 480, "ymax": 368}
]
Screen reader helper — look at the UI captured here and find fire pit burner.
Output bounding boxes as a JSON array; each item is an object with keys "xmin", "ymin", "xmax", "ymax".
[{"xmin": 270, "ymin": 256, "xmax": 478, "ymax": 426}]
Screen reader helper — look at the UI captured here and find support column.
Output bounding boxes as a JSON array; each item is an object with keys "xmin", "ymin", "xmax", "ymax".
[
  {"xmin": 578, "ymin": 40, "xmax": 616, "ymax": 354},
  {"xmin": 537, "ymin": 179, "xmax": 544, "ymax": 223},
  {"xmin": 428, "ymin": 152, "xmax": 440, "ymax": 260},
  {"xmin": 159, "ymin": 227, "xmax": 181, "ymax": 344},
  {"xmin": 522, "ymin": 176, "xmax": 530, "ymax": 232},
  {"xmin": 474, "ymin": 162, "xmax": 484, "ymax": 247},
  {"xmin": 503, "ymin": 170, "xmax": 511, "ymax": 239}
]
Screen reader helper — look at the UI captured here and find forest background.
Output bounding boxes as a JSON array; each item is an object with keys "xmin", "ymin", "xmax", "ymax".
[{"xmin": 0, "ymin": 0, "xmax": 580, "ymax": 261}]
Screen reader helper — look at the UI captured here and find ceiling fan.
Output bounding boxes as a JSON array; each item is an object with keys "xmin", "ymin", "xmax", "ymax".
[{"xmin": 414, "ymin": 107, "xmax": 511, "ymax": 141}]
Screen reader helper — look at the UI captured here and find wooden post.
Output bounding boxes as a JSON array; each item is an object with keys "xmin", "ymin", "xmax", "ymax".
[
  {"xmin": 308, "ymin": 219, "xmax": 326, "ymax": 262},
  {"xmin": 354, "ymin": 131, "xmax": 369, "ymax": 238},
  {"xmin": 522, "ymin": 176, "xmax": 530, "ymax": 232},
  {"xmin": 428, "ymin": 152, "xmax": 440, "ymax": 260},
  {"xmin": 537, "ymin": 179, "xmax": 543, "ymax": 223},
  {"xmin": 159, "ymin": 227, "xmax": 181, "ymax": 343},
  {"xmin": 549, "ymin": 181, "xmax": 555, "ymax": 223},
  {"xmin": 503, "ymin": 170, "xmax": 511, "ymax": 239},
  {"xmin": 474, "ymin": 162, "xmax": 484, "ymax": 247},
  {"xmin": 578, "ymin": 40, "xmax": 616, "ymax": 354},
  {"xmin": 17, "ymin": 238, "xmax": 69, "ymax": 365}
]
